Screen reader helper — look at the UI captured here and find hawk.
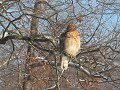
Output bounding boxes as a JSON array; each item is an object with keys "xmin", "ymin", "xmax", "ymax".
[{"xmin": 60, "ymin": 23, "xmax": 81, "ymax": 70}]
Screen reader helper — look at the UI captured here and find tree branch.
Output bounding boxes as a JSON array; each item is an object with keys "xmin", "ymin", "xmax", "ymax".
[{"xmin": 0, "ymin": 35, "xmax": 55, "ymax": 44}]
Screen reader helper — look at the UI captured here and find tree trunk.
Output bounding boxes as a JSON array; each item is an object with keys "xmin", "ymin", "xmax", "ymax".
[{"xmin": 23, "ymin": 1, "xmax": 40, "ymax": 90}]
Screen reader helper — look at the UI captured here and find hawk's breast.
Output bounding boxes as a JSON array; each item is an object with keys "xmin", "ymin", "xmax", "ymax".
[{"xmin": 64, "ymin": 30, "xmax": 80, "ymax": 56}]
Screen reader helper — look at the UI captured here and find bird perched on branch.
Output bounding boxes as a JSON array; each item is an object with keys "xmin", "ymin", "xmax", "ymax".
[{"xmin": 60, "ymin": 23, "xmax": 81, "ymax": 70}]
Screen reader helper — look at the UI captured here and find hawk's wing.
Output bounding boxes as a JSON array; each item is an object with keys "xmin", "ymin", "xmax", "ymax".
[
  {"xmin": 59, "ymin": 32, "xmax": 66, "ymax": 52},
  {"xmin": 59, "ymin": 31, "xmax": 69, "ymax": 70}
]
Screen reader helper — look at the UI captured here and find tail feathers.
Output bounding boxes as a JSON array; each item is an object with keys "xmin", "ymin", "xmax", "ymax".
[{"xmin": 61, "ymin": 55, "xmax": 69, "ymax": 70}]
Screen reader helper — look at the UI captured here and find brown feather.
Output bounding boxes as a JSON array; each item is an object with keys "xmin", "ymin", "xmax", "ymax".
[{"xmin": 60, "ymin": 23, "xmax": 81, "ymax": 70}]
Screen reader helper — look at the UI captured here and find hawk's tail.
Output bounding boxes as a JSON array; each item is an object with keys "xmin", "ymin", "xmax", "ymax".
[{"xmin": 61, "ymin": 55, "xmax": 69, "ymax": 70}]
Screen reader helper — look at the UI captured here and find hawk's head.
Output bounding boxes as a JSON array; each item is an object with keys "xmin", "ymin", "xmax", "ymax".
[{"xmin": 66, "ymin": 23, "xmax": 76, "ymax": 32}]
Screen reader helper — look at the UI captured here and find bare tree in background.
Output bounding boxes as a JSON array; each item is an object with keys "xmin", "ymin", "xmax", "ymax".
[{"xmin": 0, "ymin": 0, "xmax": 120, "ymax": 90}]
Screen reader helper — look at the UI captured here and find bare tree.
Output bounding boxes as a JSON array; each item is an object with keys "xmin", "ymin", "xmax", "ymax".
[{"xmin": 0, "ymin": 0, "xmax": 120, "ymax": 90}]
